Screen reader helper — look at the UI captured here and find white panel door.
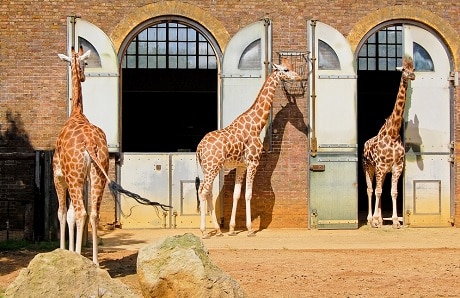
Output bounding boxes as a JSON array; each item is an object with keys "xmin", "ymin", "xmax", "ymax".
[
  {"xmin": 68, "ymin": 17, "xmax": 120, "ymax": 152},
  {"xmin": 307, "ymin": 20, "xmax": 358, "ymax": 229},
  {"xmin": 403, "ymin": 25, "xmax": 453, "ymax": 226}
]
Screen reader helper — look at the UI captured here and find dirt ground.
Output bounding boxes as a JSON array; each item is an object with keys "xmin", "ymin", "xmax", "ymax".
[{"xmin": 2, "ymin": 226, "xmax": 460, "ymax": 297}]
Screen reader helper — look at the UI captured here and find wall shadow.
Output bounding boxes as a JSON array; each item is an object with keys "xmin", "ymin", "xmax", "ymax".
[
  {"xmin": 222, "ymin": 96, "xmax": 308, "ymax": 232},
  {"xmin": 0, "ymin": 109, "xmax": 36, "ymax": 241}
]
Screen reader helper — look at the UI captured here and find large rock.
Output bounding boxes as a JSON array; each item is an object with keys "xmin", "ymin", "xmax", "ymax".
[
  {"xmin": 137, "ymin": 233, "xmax": 247, "ymax": 298},
  {"xmin": 5, "ymin": 249, "xmax": 137, "ymax": 298}
]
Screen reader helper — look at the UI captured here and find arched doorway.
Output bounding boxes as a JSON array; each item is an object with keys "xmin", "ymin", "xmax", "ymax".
[
  {"xmin": 356, "ymin": 22, "xmax": 453, "ymax": 226},
  {"xmin": 119, "ymin": 17, "xmax": 221, "ymax": 153}
]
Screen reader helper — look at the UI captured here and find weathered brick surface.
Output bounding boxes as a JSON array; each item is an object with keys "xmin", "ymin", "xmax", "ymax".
[{"xmin": 1, "ymin": 1, "xmax": 459, "ymax": 232}]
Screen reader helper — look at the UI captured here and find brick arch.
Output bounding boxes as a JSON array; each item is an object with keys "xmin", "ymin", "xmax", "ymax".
[
  {"xmin": 109, "ymin": 1, "xmax": 230, "ymax": 54},
  {"xmin": 346, "ymin": 5, "xmax": 460, "ymax": 69}
]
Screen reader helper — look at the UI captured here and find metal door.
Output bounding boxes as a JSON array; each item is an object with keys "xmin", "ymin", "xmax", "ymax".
[
  {"xmin": 403, "ymin": 25, "xmax": 453, "ymax": 227},
  {"xmin": 119, "ymin": 153, "xmax": 170, "ymax": 228},
  {"xmin": 67, "ymin": 17, "xmax": 120, "ymax": 152},
  {"xmin": 307, "ymin": 20, "xmax": 358, "ymax": 229}
]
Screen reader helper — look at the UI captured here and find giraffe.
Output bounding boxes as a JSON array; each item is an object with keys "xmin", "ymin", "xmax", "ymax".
[
  {"xmin": 53, "ymin": 46, "xmax": 110, "ymax": 266},
  {"xmin": 362, "ymin": 56, "xmax": 415, "ymax": 229},
  {"xmin": 196, "ymin": 58, "xmax": 301, "ymax": 238}
]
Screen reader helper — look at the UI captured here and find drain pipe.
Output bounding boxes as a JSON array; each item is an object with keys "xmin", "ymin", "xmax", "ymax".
[
  {"xmin": 262, "ymin": 16, "xmax": 272, "ymax": 152},
  {"xmin": 309, "ymin": 20, "xmax": 318, "ymax": 157}
]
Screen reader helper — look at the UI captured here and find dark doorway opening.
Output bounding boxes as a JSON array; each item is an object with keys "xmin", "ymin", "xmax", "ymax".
[
  {"xmin": 357, "ymin": 70, "xmax": 404, "ymax": 222},
  {"xmin": 122, "ymin": 68, "xmax": 217, "ymax": 152}
]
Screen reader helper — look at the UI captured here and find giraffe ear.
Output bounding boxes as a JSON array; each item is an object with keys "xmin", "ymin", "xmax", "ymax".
[
  {"xmin": 58, "ymin": 54, "xmax": 71, "ymax": 63},
  {"xmin": 272, "ymin": 63, "xmax": 282, "ymax": 70},
  {"xmin": 80, "ymin": 50, "xmax": 91, "ymax": 61}
]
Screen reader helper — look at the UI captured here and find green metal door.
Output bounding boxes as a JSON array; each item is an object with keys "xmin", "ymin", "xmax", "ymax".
[{"xmin": 307, "ymin": 20, "xmax": 358, "ymax": 229}]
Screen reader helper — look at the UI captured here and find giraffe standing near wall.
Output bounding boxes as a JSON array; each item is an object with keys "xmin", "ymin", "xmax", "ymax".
[
  {"xmin": 362, "ymin": 56, "xmax": 415, "ymax": 228},
  {"xmin": 196, "ymin": 58, "xmax": 301, "ymax": 238},
  {"xmin": 53, "ymin": 46, "xmax": 109, "ymax": 266}
]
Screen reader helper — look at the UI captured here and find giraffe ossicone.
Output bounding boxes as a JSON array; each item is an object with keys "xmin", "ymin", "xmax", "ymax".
[
  {"xmin": 196, "ymin": 58, "xmax": 301, "ymax": 239},
  {"xmin": 362, "ymin": 55, "xmax": 415, "ymax": 229}
]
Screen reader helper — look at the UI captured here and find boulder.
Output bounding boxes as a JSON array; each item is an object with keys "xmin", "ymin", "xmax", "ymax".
[
  {"xmin": 5, "ymin": 248, "xmax": 137, "ymax": 298},
  {"xmin": 137, "ymin": 233, "xmax": 247, "ymax": 298}
]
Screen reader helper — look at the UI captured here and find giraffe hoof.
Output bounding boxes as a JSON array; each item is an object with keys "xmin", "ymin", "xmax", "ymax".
[
  {"xmin": 392, "ymin": 222, "xmax": 401, "ymax": 229},
  {"xmin": 216, "ymin": 232, "xmax": 224, "ymax": 237},
  {"xmin": 228, "ymin": 231, "xmax": 237, "ymax": 236},
  {"xmin": 247, "ymin": 231, "xmax": 256, "ymax": 237},
  {"xmin": 201, "ymin": 233, "xmax": 211, "ymax": 239}
]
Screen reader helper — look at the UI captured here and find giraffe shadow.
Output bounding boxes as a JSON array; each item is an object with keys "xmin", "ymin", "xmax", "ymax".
[
  {"xmin": 222, "ymin": 96, "xmax": 308, "ymax": 233},
  {"xmin": 405, "ymin": 114, "xmax": 424, "ymax": 170}
]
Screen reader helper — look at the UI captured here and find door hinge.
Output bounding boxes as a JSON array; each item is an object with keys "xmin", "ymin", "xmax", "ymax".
[{"xmin": 448, "ymin": 71, "xmax": 458, "ymax": 87}]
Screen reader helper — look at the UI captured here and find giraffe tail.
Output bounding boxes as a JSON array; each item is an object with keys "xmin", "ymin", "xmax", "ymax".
[
  {"xmin": 108, "ymin": 181, "xmax": 172, "ymax": 211},
  {"xmin": 195, "ymin": 176, "xmax": 201, "ymax": 213},
  {"xmin": 85, "ymin": 147, "xmax": 173, "ymax": 211}
]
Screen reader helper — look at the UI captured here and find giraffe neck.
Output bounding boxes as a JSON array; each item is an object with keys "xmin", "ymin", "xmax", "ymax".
[
  {"xmin": 243, "ymin": 71, "xmax": 280, "ymax": 131},
  {"xmin": 384, "ymin": 75, "xmax": 409, "ymax": 138},
  {"xmin": 70, "ymin": 57, "xmax": 83, "ymax": 115}
]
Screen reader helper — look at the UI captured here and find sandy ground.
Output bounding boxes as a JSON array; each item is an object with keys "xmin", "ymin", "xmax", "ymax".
[{"xmin": 2, "ymin": 225, "xmax": 460, "ymax": 297}]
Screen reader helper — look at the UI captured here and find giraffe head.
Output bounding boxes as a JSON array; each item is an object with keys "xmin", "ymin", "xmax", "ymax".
[
  {"xmin": 396, "ymin": 56, "xmax": 415, "ymax": 81},
  {"xmin": 58, "ymin": 46, "xmax": 91, "ymax": 82},
  {"xmin": 272, "ymin": 57, "xmax": 302, "ymax": 81}
]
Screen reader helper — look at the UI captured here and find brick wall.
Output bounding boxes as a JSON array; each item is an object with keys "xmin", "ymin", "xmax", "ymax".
[{"xmin": 1, "ymin": 1, "xmax": 459, "ymax": 232}]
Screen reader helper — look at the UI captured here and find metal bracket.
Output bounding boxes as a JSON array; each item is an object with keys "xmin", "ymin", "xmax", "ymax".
[{"xmin": 448, "ymin": 71, "xmax": 458, "ymax": 87}]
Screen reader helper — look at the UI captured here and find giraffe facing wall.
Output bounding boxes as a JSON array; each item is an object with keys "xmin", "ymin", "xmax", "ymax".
[{"xmin": 196, "ymin": 58, "xmax": 301, "ymax": 238}]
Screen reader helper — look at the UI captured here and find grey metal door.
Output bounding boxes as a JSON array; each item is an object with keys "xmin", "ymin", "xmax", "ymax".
[{"xmin": 307, "ymin": 20, "xmax": 358, "ymax": 229}]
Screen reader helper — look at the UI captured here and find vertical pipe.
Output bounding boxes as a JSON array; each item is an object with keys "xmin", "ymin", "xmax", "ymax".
[
  {"xmin": 310, "ymin": 20, "xmax": 318, "ymax": 157},
  {"xmin": 263, "ymin": 17, "xmax": 273, "ymax": 152}
]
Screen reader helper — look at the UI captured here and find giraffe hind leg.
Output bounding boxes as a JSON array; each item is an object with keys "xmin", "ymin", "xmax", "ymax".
[{"xmin": 199, "ymin": 176, "xmax": 222, "ymax": 239}]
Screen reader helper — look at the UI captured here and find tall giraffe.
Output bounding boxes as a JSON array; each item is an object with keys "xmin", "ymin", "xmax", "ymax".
[
  {"xmin": 196, "ymin": 58, "xmax": 301, "ymax": 238},
  {"xmin": 362, "ymin": 56, "xmax": 415, "ymax": 228},
  {"xmin": 54, "ymin": 47, "xmax": 171, "ymax": 265},
  {"xmin": 53, "ymin": 46, "xmax": 109, "ymax": 265}
]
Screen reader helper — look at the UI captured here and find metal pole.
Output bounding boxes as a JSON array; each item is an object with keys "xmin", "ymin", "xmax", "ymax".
[{"xmin": 310, "ymin": 20, "xmax": 318, "ymax": 157}]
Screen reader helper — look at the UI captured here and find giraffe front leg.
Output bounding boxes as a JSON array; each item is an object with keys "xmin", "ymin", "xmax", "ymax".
[
  {"xmin": 245, "ymin": 167, "xmax": 256, "ymax": 237},
  {"xmin": 245, "ymin": 186, "xmax": 255, "ymax": 237}
]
